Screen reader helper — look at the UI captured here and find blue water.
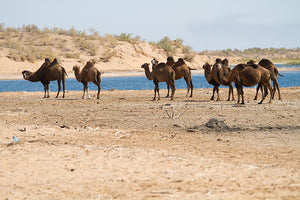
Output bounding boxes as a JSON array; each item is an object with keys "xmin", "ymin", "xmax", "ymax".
[{"xmin": 0, "ymin": 70, "xmax": 299, "ymax": 92}]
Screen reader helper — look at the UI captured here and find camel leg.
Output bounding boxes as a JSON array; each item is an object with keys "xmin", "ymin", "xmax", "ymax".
[
  {"xmin": 229, "ymin": 84, "xmax": 235, "ymax": 101},
  {"xmin": 86, "ymin": 84, "xmax": 90, "ymax": 99},
  {"xmin": 216, "ymin": 87, "xmax": 220, "ymax": 101},
  {"xmin": 93, "ymin": 81, "xmax": 101, "ymax": 99},
  {"xmin": 240, "ymin": 87, "xmax": 245, "ymax": 105},
  {"xmin": 211, "ymin": 86, "xmax": 217, "ymax": 100},
  {"xmin": 56, "ymin": 79, "xmax": 61, "ymax": 98},
  {"xmin": 258, "ymin": 84, "xmax": 268, "ymax": 104},
  {"xmin": 165, "ymin": 84, "xmax": 170, "ymax": 98},
  {"xmin": 274, "ymin": 80, "xmax": 281, "ymax": 100},
  {"xmin": 46, "ymin": 84, "xmax": 50, "ymax": 98},
  {"xmin": 235, "ymin": 83, "xmax": 242, "ymax": 104},
  {"xmin": 62, "ymin": 78, "xmax": 66, "ymax": 98},
  {"xmin": 82, "ymin": 83, "xmax": 86, "ymax": 99},
  {"xmin": 254, "ymin": 83, "xmax": 262, "ymax": 100},
  {"xmin": 43, "ymin": 83, "xmax": 47, "ymax": 98},
  {"xmin": 184, "ymin": 77, "xmax": 190, "ymax": 97},
  {"xmin": 190, "ymin": 79, "xmax": 193, "ymax": 97},
  {"xmin": 170, "ymin": 82, "xmax": 176, "ymax": 100}
]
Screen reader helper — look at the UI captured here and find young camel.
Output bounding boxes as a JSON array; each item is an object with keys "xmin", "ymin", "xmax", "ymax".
[
  {"xmin": 254, "ymin": 58, "xmax": 283, "ymax": 100},
  {"xmin": 202, "ymin": 62, "xmax": 221, "ymax": 100},
  {"xmin": 22, "ymin": 58, "xmax": 67, "ymax": 98},
  {"xmin": 73, "ymin": 60, "xmax": 102, "ymax": 99},
  {"xmin": 166, "ymin": 57, "xmax": 195, "ymax": 97},
  {"xmin": 211, "ymin": 58, "xmax": 235, "ymax": 101},
  {"xmin": 217, "ymin": 62, "xmax": 273, "ymax": 104},
  {"xmin": 141, "ymin": 63, "xmax": 176, "ymax": 100}
]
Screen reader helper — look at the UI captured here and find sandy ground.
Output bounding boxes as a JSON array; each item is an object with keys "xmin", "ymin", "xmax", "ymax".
[{"xmin": 0, "ymin": 87, "xmax": 299, "ymax": 199}]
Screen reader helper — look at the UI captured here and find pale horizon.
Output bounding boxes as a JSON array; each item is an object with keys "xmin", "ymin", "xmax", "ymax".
[{"xmin": 1, "ymin": 0, "xmax": 300, "ymax": 51}]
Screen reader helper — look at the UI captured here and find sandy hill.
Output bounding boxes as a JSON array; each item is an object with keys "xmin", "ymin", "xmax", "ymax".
[{"xmin": 0, "ymin": 25, "xmax": 299, "ymax": 79}]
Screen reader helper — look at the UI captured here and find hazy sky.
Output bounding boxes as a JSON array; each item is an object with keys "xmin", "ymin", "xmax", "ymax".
[{"xmin": 1, "ymin": 0, "xmax": 300, "ymax": 51}]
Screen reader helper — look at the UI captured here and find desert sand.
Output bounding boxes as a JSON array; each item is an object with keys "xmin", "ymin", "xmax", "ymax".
[{"xmin": 0, "ymin": 87, "xmax": 299, "ymax": 199}]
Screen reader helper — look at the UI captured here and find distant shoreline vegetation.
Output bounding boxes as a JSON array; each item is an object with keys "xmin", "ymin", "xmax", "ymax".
[{"xmin": 0, "ymin": 23, "xmax": 299, "ymax": 64}]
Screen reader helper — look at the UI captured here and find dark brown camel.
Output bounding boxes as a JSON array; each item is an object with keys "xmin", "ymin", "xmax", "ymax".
[
  {"xmin": 211, "ymin": 58, "xmax": 235, "ymax": 101},
  {"xmin": 217, "ymin": 62, "xmax": 273, "ymax": 104},
  {"xmin": 22, "ymin": 58, "xmax": 67, "ymax": 98},
  {"xmin": 166, "ymin": 57, "xmax": 195, "ymax": 97},
  {"xmin": 202, "ymin": 62, "xmax": 221, "ymax": 100},
  {"xmin": 141, "ymin": 63, "xmax": 176, "ymax": 100},
  {"xmin": 73, "ymin": 60, "xmax": 102, "ymax": 99},
  {"xmin": 254, "ymin": 59, "xmax": 283, "ymax": 100}
]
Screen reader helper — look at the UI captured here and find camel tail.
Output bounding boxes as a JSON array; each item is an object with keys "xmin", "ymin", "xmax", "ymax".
[
  {"xmin": 62, "ymin": 67, "xmax": 68, "ymax": 77},
  {"xmin": 189, "ymin": 67, "xmax": 197, "ymax": 70},
  {"xmin": 96, "ymin": 71, "xmax": 101, "ymax": 83},
  {"xmin": 274, "ymin": 67, "xmax": 284, "ymax": 77}
]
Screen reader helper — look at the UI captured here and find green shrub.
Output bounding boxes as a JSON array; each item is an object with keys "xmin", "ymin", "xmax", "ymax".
[
  {"xmin": 157, "ymin": 36, "xmax": 176, "ymax": 56},
  {"xmin": 101, "ymin": 47, "xmax": 117, "ymax": 62}
]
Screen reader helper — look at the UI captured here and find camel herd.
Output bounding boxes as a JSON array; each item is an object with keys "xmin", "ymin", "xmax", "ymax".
[{"xmin": 21, "ymin": 57, "xmax": 282, "ymax": 104}]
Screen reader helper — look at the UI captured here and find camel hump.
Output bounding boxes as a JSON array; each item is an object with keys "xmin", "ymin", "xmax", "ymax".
[
  {"xmin": 258, "ymin": 58, "xmax": 273, "ymax": 66},
  {"xmin": 247, "ymin": 60, "xmax": 256, "ymax": 65},
  {"xmin": 51, "ymin": 58, "xmax": 58, "ymax": 65},
  {"xmin": 222, "ymin": 58, "xmax": 229, "ymax": 66},
  {"xmin": 215, "ymin": 58, "xmax": 222, "ymax": 63},
  {"xmin": 235, "ymin": 64, "xmax": 246, "ymax": 70},
  {"xmin": 177, "ymin": 58, "xmax": 185, "ymax": 65},
  {"xmin": 45, "ymin": 58, "xmax": 51, "ymax": 63},
  {"xmin": 166, "ymin": 56, "xmax": 175, "ymax": 66}
]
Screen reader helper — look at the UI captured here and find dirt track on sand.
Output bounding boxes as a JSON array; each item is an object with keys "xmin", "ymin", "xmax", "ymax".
[{"xmin": 0, "ymin": 88, "xmax": 299, "ymax": 199}]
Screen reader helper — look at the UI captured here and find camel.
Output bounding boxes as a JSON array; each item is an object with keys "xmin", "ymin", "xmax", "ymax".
[
  {"xmin": 202, "ymin": 62, "xmax": 221, "ymax": 100},
  {"xmin": 22, "ymin": 58, "xmax": 67, "ymax": 98},
  {"xmin": 73, "ymin": 60, "xmax": 102, "ymax": 99},
  {"xmin": 217, "ymin": 62, "xmax": 273, "ymax": 104},
  {"xmin": 211, "ymin": 58, "xmax": 235, "ymax": 101},
  {"xmin": 141, "ymin": 62, "xmax": 176, "ymax": 100},
  {"xmin": 166, "ymin": 57, "xmax": 195, "ymax": 97},
  {"xmin": 253, "ymin": 58, "xmax": 283, "ymax": 100}
]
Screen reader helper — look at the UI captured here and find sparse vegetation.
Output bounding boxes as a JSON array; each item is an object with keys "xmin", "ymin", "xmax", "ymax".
[
  {"xmin": 100, "ymin": 47, "xmax": 117, "ymax": 62},
  {"xmin": 0, "ymin": 23, "xmax": 299, "ymax": 65}
]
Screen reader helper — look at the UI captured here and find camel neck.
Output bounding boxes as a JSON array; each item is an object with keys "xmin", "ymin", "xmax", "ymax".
[
  {"xmin": 144, "ymin": 67, "xmax": 153, "ymax": 80},
  {"xmin": 74, "ymin": 69, "xmax": 82, "ymax": 82}
]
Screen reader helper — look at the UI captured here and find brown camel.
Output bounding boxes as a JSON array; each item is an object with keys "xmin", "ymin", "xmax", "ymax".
[
  {"xmin": 166, "ymin": 57, "xmax": 195, "ymax": 97},
  {"xmin": 202, "ymin": 62, "xmax": 221, "ymax": 100},
  {"xmin": 22, "ymin": 58, "xmax": 67, "ymax": 98},
  {"xmin": 217, "ymin": 62, "xmax": 273, "ymax": 104},
  {"xmin": 253, "ymin": 58, "xmax": 283, "ymax": 100},
  {"xmin": 141, "ymin": 63, "xmax": 176, "ymax": 100},
  {"xmin": 211, "ymin": 58, "xmax": 235, "ymax": 101},
  {"xmin": 73, "ymin": 60, "xmax": 102, "ymax": 99}
]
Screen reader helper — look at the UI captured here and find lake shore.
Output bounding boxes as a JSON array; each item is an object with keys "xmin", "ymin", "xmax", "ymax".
[
  {"xmin": 0, "ymin": 67, "xmax": 299, "ymax": 80},
  {"xmin": 0, "ymin": 88, "xmax": 299, "ymax": 199}
]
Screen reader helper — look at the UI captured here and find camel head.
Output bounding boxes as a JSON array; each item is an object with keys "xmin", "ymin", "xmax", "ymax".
[
  {"xmin": 22, "ymin": 70, "xmax": 33, "ymax": 80},
  {"xmin": 72, "ymin": 65, "xmax": 80, "ymax": 72},
  {"xmin": 151, "ymin": 58, "xmax": 158, "ymax": 66},
  {"xmin": 214, "ymin": 58, "xmax": 223, "ymax": 70},
  {"xmin": 202, "ymin": 62, "xmax": 212, "ymax": 71},
  {"xmin": 141, "ymin": 63, "xmax": 150, "ymax": 70}
]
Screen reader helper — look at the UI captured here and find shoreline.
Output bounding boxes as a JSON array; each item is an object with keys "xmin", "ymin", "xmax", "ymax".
[{"xmin": 0, "ymin": 67, "xmax": 299, "ymax": 81}]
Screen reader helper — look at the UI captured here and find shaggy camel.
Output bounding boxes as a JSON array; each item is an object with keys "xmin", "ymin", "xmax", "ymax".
[
  {"xmin": 141, "ymin": 63, "xmax": 176, "ymax": 100},
  {"xmin": 166, "ymin": 57, "xmax": 195, "ymax": 97},
  {"xmin": 22, "ymin": 58, "xmax": 67, "ymax": 98},
  {"xmin": 202, "ymin": 62, "xmax": 221, "ymax": 100},
  {"xmin": 73, "ymin": 60, "xmax": 102, "ymax": 99},
  {"xmin": 253, "ymin": 58, "xmax": 283, "ymax": 100},
  {"xmin": 211, "ymin": 58, "xmax": 235, "ymax": 101},
  {"xmin": 217, "ymin": 62, "xmax": 273, "ymax": 104}
]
